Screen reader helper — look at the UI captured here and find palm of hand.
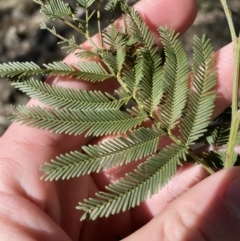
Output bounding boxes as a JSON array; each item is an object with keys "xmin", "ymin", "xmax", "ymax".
[{"xmin": 0, "ymin": 110, "xmax": 207, "ymax": 241}]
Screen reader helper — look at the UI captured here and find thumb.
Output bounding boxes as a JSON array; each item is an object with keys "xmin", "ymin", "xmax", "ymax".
[{"xmin": 123, "ymin": 167, "xmax": 240, "ymax": 241}]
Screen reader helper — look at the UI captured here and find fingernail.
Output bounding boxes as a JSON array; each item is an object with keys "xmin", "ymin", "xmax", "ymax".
[{"xmin": 223, "ymin": 178, "xmax": 240, "ymax": 219}]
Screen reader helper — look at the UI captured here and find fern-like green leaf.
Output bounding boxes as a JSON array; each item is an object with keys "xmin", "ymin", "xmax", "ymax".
[
  {"xmin": 121, "ymin": 7, "xmax": 163, "ymax": 114},
  {"xmin": 116, "ymin": 46, "xmax": 127, "ymax": 74},
  {"xmin": 122, "ymin": 68, "xmax": 135, "ymax": 93},
  {"xmin": 34, "ymin": 0, "xmax": 74, "ymax": 20},
  {"xmin": 0, "ymin": 62, "xmax": 43, "ymax": 80},
  {"xmin": 133, "ymin": 48, "xmax": 152, "ymax": 98},
  {"xmin": 151, "ymin": 66, "xmax": 164, "ymax": 114},
  {"xmin": 102, "ymin": 24, "xmax": 126, "ymax": 51},
  {"xmin": 199, "ymin": 108, "xmax": 231, "ymax": 146},
  {"xmin": 76, "ymin": 49, "xmax": 101, "ymax": 59},
  {"xmin": 133, "ymin": 47, "xmax": 163, "ymax": 114},
  {"xmin": 0, "ymin": 0, "xmax": 223, "ymax": 223},
  {"xmin": 77, "ymin": 144, "xmax": 187, "ymax": 220},
  {"xmin": 122, "ymin": 6, "xmax": 155, "ymax": 50},
  {"xmin": 102, "ymin": 52, "xmax": 118, "ymax": 73},
  {"xmin": 54, "ymin": 61, "xmax": 114, "ymax": 82},
  {"xmin": 58, "ymin": 36, "xmax": 81, "ymax": 53},
  {"xmin": 12, "ymin": 79, "xmax": 130, "ymax": 110},
  {"xmin": 180, "ymin": 35, "xmax": 217, "ymax": 146},
  {"xmin": 11, "ymin": 105, "xmax": 147, "ymax": 136},
  {"xmin": 104, "ymin": 0, "xmax": 122, "ymax": 12},
  {"xmin": 214, "ymin": 107, "xmax": 231, "ymax": 124},
  {"xmin": 77, "ymin": 0, "xmax": 95, "ymax": 8},
  {"xmin": 0, "ymin": 61, "xmax": 114, "ymax": 82},
  {"xmin": 41, "ymin": 127, "xmax": 164, "ymax": 180},
  {"xmin": 102, "ymin": 26, "xmax": 127, "ymax": 74},
  {"xmin": 159, "ymin": 27, "xmax": 189, "ymax": 131},
  {"xmin": 202, "ymin": 124, "xmax": 230, "ymax": 146},
  {"xmin": 40, "ymin": 23, "xmax": 81, "ymax": 54}
]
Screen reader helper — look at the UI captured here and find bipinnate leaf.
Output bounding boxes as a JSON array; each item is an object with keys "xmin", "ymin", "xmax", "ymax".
[
  {"xmin": 34, "ymin": 0, "xmax": 74, "ymax": 20},
  {"xmin": 73, "ymin": 61, "xmax": 115, "ymax": 82},
  {"xmin": 122, "ymin": 68, "xmax": 135, "ymax": 93},
  {"xmin": 122, "ymin": 6, "xmax": 155, "ymax": 50},
  {"xmin": 11, "ymin": 105, "xmax": 147, "ymax": 136},
  {"xmin": 203, "ymin": 124, "xmax": 230, "ymax": 146},
  {"xmin": 133, "ymin": 47, "xmax": 163, "ymax": 115},
  {"xmin": 198, "ymin": 108, "xmax": 231, "ymax": 146},
  {"xmin": 45, "ymin": 61, "xmax": 114, "ymax": 82},
  {"xmin": 133, "ymin": 48, "xmax": 153, "ymax": 100},
  {"xmin": 0, "ymin": 61, "xmax": 114, "ymax": 82},
  {"xmin": 180, "ymin": 35, "xmax": 216, "ymax": 146},
  {"xmin": 159, "ymin": 27, "xmax": 189, "ymax": 131},
  {"xmin": 76, "ymin": 48, "xmax": 101, "ymax": 59},
  {"xmin": 104, "ymin": 0, "xmax": 122, "ymax": 12},
  {"xmin": 0, "ymin": 62, "xmax": 43, "ymax": 80},
  {"xmin": 41, "ymin": 127, "xmax": 164, "ymax": 181},
  {"xmin": 101, "ymin": 37, "xmax": 127, "ymax": 75},
  {"xmin": 123, "ymin": 6, "xmax": 163, "ymax": 114},
  {"xmin": 77, "ymin": 144, "xmax": 187, "ymax": 220},
  {"xmin": 12, "ymin": 79, "xmax": 130, "ymax": 110},
  {"xmin": 102, "ymin": 24, "xmax": 126, "ymax": 51},
  {"xmin": 77, "ymin": 0, "xmax": 95, "ymax": 8}
]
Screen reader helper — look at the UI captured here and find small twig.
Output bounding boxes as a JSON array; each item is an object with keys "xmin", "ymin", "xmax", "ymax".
[{"xmin": 220, "ymin": 0, "xmax": 240, "ymax": 167}]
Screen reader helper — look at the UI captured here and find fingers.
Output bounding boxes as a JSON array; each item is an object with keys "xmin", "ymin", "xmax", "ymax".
[
  {"xmin": 0, "ymin": 192, "xmax": 72, "ymax": 241},
  {"xmin": 213, "ymin": 43, "xmax": 235, "ymax": 117},
  {"xmin": 123, "ymin": 167, "xmax": 240, "ymax": 241}
]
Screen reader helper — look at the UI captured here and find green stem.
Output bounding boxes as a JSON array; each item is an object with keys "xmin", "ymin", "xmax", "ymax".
[
  {"xmin": 62, "ymin": 19, "xmax": 84, "ymax": 35},
  {"xmin": 225, "ymin": 110, "xmax": 240, "ymax": 168},
  {"xmin": 220, "ymin": 0, "xmax": 240, "ymax": 167},
  {"xmin": 232, "ymin": 39, "xmax": 240, "ymax": 114},
  {"xmin": 62, "ymin": 19, "xmax": 98, "ymax": 51},
  {"xmin": 84, "ymin": 9, "xmax": 99, "ymax": 51},
  {"xmin": 116, "ymin": 73, "xmax": 132, "ymax": 95},
  {"xmin": 97, "ymin": 0, "xmax": 103, "ymax": 49},
  {"xmin": 220, "ymin": 0, "xmax": 237, "ymax": 45},
  {"xmin": 44, "ymin": 25, "xmax": 81, "ymax": 51},
  {"xmin": 168, "ymin": 132, "xmax": 182, "ymax": 145},
  {"xmin": 85, "ymin": 8, "xmax": 89, "ymax": 36}
]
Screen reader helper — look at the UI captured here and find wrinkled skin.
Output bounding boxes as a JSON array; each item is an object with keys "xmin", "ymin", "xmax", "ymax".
[{"xmin": 1, "ymin": 0, "xmax": 240, "ymax": 240}]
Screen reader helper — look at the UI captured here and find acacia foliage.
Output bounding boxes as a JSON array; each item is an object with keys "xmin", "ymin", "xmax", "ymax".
[{"xmin": 0, "ymin": 0, "xmax": 230, "ymax": 221}]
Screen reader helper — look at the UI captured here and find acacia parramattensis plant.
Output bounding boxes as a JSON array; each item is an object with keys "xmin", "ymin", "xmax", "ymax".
[{"xmin": 0, "ymin": 0, "xmax": 240, "ymax": 221}]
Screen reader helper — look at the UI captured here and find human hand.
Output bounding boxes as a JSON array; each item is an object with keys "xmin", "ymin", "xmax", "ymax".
[{"xmin": 0, "ymin": 0, "xmax": 240, "ymax": 240}]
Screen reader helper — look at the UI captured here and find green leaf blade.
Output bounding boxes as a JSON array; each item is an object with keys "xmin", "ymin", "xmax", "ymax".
[
  {"xmin": 77, "ymin": 144, "xmax": 187, "ymax": 220},
  {"xmin": 77, "ymin": 0, "xmax": 95, "ymax": 8},
  {"xmin": 123, "ymin": 6, "xmax": 155, "ymax": 50},
  {"xmin": 180, "ymin": 35, "xmax": 217, "ymax": 146},
  {"xmin": 159, "ymin": 27, "xmax": 189, "ymax": 131},
  {"xmin": 41, "ymin": 127, "xmax": 164, "ymax": 180},
  {"xmin": 12, "ymin": 79, "xmax": 130, "ymax": 110},
  {"xmin": 35, "ymin": 0, "xmax": 74, "ymax": 21},
  {"xmin": 75, "ymin": 61, "xmax": 115, "ymax": 82},
  {"xmin": 11, "ymin": 106, "xmax": 147, "ymax": 136},
  {"xmin": 0, "ymin": 62, "xmax": 44, "ymax": 80}
]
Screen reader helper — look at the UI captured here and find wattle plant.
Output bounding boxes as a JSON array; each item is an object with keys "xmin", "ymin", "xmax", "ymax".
[{"xmin": 0, "ymin": 0, "xmax": 239, "ymax": 221}]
